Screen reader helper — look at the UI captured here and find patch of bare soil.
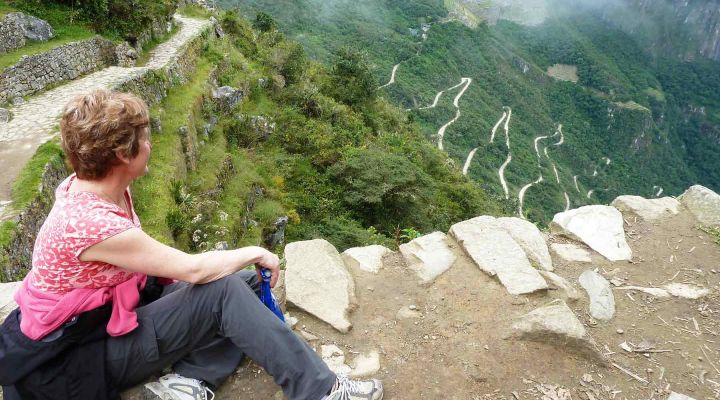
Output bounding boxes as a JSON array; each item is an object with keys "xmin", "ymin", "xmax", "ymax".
[
  {"xmin": 547, "ymin": 64, "xmax": 579, "ymax": 83},
  {"xmin": 126, "ymin": 210, "xmax": 720, "ymax": 399}
]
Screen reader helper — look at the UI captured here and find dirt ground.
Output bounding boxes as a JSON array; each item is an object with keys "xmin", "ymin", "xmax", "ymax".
[{"xmin": 125, "ymin": 209, "xmax": 720, "ymax": 400}]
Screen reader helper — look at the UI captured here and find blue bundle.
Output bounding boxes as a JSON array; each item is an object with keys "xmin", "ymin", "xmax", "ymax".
[{"xmin": 259, "ymin": 268, "xmax": 285, "ymax": 321}]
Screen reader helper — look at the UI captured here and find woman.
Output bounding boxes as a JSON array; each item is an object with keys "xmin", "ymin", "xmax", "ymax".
[{"xmin": 0, "ymin": 89, "xmax": 383, "ymax": 400}]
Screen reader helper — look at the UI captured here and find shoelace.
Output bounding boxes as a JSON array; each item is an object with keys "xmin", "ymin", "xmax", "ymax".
[
  {"xmin": 204, "ymin": 386, "xmax": 215, "ymax": 400},
  {"xmin": 332, "ymin": 374, "xmax": 361, "ymax": 400}
]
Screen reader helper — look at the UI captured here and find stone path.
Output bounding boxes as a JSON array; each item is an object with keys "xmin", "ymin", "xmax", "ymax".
[{"xmin": 0, "ymin": 15, "xmax": 211, "ymax": 220}]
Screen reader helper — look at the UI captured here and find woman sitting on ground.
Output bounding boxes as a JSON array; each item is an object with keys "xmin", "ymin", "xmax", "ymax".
[{"xmin": 0, "ymin": 89, "xmax": 383, "ymax": 400}]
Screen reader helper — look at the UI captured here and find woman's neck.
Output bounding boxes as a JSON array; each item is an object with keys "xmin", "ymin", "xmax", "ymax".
[{"xmin": 71, "ymin": 172, "xmax": 131, "ymax": 205}]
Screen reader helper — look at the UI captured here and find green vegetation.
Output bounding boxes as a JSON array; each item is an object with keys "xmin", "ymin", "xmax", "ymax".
[
  {"xmin": 700, "ymin": 226, "xmax": 720, "ymax": 246},
  {"xmin": 177, "ymin": 4, "xmax": 213, "ymax": 19},
  {"xmin": 225, "ymin": 0, "xmax": 720, "ymax": 225},
  {"xmin": 10, "ymin": 140, "xmax": 65, "ymax": 212}
]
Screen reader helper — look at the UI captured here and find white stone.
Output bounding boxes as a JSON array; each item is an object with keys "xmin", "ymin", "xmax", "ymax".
[
  {"xmin": 611, "ymin": 195, "xmax": 681, "ymax": 221},
  {"xmin": 341, "ymin": 245, "xmax": 393, "ymax": 274},
  {"xmin": 539, "ymin": 271, "xmax": 581, "ymax": 301},
  {"xmin": 496, "ymin": 217, "xmax": 554, "ymax": 271},
  {"xmin": 510, "ymin": 302, "xmax": 604, "ymax": 363},
  {"xmin": 349, "ymin": 351, "xmax": 381, "ymax": 378},
  {"xmin": 550, "ymin": 243, "xmax": 592, "ymax": 263},
  {"xmin": 578, "ymin": 270, "xmax": 615, "ymax": 321},
  {"xmin": 0, "ymin": 281, "xmax": 20, "ymax": 322},
  {"xmin": 663, "ymin": 283, "xmax": 709, "ymax": 299},
  {"xmin": 616, "ymin": 286, "xmax": 670, "ymax": 297},
  {"xmin": 551, "ymin": 205, "xmax": 632, "ymax": 261},
  {"xmin": 396, "ymin": 306, "xmax": 422, "ymax": 319},
  {"xmin": 285, "ymin": 239, "xmax": 356, "ymax": 333},
  {"xmin": 321, "ymin": 345, "xmax": 352, "ymax": 375},
  {"xmin": 399, "ymin": 232, "xmax": 456, "ymax": 284},
  {"xmin": 678, "ymin": 185, "xmax": 720, "ymax": 227},
  {"xmin": 449, "ymin": 217, "xmax": 547, "ymax": 295},
  {"xmin": 667, "ymin": 392, "xmax": 696, "ymax": 400}
]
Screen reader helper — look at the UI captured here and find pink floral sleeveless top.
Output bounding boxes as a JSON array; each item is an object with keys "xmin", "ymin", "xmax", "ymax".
[{"xmin": 30, "ymin": 174, "xmax": 141, "ymax": 294}]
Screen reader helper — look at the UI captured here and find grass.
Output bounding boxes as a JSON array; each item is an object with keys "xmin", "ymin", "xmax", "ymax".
[
  {"xmin": 0, "ymin": 220, "xmax": 16, "ymax": 249},
  {"xmin": 132, "ymin": 56, "xmax": 215, "ymax": 244},
  {"xmin": 0, "ymin": 1, "xmax": 96, "ymax": 71},
  {"xmin": 177, "ymin": 5, "xmax": 214, "ymax": 19},
  {"xmin": 700, "ymin": 226, "xmax": 720, "ymax": 246},
  {"xmin": 10, "ymin": 139, "xmax": 65, "ymax": 212}
]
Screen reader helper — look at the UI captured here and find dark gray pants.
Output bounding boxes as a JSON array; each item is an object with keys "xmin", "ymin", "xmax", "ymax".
[{"xmin": 106, "ymin": 271, "xmax": 336, "ymax": 400}]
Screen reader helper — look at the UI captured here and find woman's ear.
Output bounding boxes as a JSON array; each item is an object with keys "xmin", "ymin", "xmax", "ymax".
[{"xmin": 115, "ymin": 149, "xmax": 131, "ymax": 165}]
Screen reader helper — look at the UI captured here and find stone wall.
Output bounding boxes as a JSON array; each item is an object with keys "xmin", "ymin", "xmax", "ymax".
[
  {"xmin": 1, "ymin": 156, "xmax": 70, "ymax": 281},
  {"xmin": 0, "ymin": 36, "xmax": 117, "ymax": 104}
]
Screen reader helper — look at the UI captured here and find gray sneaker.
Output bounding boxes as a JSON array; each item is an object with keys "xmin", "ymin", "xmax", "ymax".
[
  {"xmin": 326, "ymin": 374, "xmax": 384, "ymax": 400},
  {"xmin": 143, "ymin": 373, "xmax": 215, "ymax": 400}
]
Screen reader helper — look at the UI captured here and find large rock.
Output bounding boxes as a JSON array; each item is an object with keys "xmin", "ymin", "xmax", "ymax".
[
  {"xmin": 678, "ymin": 185, "xmax": 720, "ymax": 227},
  {"xmin": 551, "ymin": 205, "xmax": 632, "ymax": 261},
  {"xmin": 496, "ymin": 217, "xmax": 554, "ymax": 271},
  {"xmin": 399, "ymin": 232, "xmax": 457, "ymax": 284},
  {"xmin": 212, "ymin": 85, "xmax": 244, "ymax": 109},
  {"xmin": 578, "ymin": 270, "xmax": 615, "ymax": 321},
  {"xmin": 539, "ymin": 271, "xmax": 581, "ymax": 302},
  {"xmin": 550, "ymin": 243, "xmax": 592, "ymax": 263},
  {"xmin": 0, "ymin": 281, "xmax": 20, "ymax": 321},
  {"xmin": 510, "ymin": 302, "xmax": 605, "ymax": 363},
  {"xmin": 342, "ymin": 245, "xmax": 393, "ymax": 274},
  {"xmin": 611, "ymin": 195, "xmax": 681, "ymax": 221},
  {"xmin": 4, "ymin": 12, "xmax": 54, "ymax": 42},
  {"xmin": 285, "ymin": 239, "xmax": 356, "ymax": 332},
  {"xmin": 449, "ymin": 217, "xmax": 548, "ymax": 295}
]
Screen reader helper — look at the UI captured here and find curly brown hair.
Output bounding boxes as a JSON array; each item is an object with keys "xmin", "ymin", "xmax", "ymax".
[{"xmin": 60, "ymin": 89, "xmax": 149, "ymax": 180}]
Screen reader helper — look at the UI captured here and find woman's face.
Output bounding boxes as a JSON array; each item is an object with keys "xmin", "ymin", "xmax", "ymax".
[{"xmin": 130, "ymin": 126, "xmax": 152, "ymax": 178}]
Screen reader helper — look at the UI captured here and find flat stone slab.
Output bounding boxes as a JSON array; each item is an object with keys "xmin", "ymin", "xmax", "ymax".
[
  {"xmin": 496, "ymin": 217, "xmax": 553, "ymax": 271},
  {"xmin": 449, "ymin": 217, "xmax": 548, "ymax": 295},
  {"xmin": 611, "ymin": 195, "xmax": 681, "ymax": 221},
  {"xmin": 539, "ymin": 271, "xmax": 581, "ymax": 302},
  {"xmin": 285, "ymin": 239, "xmax": 356, "ymax": 332},
  {"xmin": 667, "ymin": 392, "xmax": 696, "ymax": 400},
  {"xmin": 550, "ymin": 243, "xmax": 592, "ymax": 263},
  {"xmin": 551, "ymin": 205, "xmax": 632, "ymax": 261},
  {"xmin": 349, "ymin": 351, "xmax": 380, "ymax": 378},
  {"xmin": 579, "ymin": 270, "xmax": 615, "ymax": 321},
  {"xmin": 399, "ymin": 232, "xmax": 456, "ymax": 284},
  {"xmin": 678, "ymin": 185, "xmax": 720, "ymax": 227},
  {"xmin": 341, "ymin": 245, "xmax": 393, "ymax": 274},
  {"xmin": 0, "ymin": 281, "xmax": 20, "ymax": 322},
  {"xmin": 510, "ymin": 302, "xmax": 605, "ymax": 363}
]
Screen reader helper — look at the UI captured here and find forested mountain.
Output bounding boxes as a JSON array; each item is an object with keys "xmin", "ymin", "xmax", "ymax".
[{"xmin": 220, "ymin": 0, "xmax": 720, "ymax": 225}]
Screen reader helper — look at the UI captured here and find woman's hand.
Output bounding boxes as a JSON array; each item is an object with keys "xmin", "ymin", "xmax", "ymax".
[{"xmin": 254, "ymin": 248, "xmax": 281, "ymax": 287}]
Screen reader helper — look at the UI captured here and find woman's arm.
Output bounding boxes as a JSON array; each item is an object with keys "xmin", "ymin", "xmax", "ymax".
[{"xmin": 79, "ymin": 228, "xmax": 280, "ymax": 285}]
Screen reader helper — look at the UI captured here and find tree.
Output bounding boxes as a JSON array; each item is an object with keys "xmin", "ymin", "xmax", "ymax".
[
  {"xmin": 253, "ymin": 12, "xmax": 277, "ymax": 33},
  {"xmin": 324, "ymin": 47, "xmax": 377, "ymax": 107}
]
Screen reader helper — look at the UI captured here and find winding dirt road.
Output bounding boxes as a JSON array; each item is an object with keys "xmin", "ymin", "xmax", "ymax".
[
  {"xmin": 378, "ymin": 63, "xmax": 400, "ymax": 89},
  {"xmin": 518, "ymin": 174, "xmax": 543, "ymax": 218},
  {"xmin": 436, "ymin": 78, "xmax": 472, "ymax": 150},
  {"xmin": 498, "ymin": 153, "xmax": 513, "ymax": 199}
]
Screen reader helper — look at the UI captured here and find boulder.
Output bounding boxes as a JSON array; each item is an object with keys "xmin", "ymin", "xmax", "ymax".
[
  {"xmin": 551, "ymin": 206, "xmax": 632, "ymax": 261},
  {"xmin": 611, "ymin": 195, "xmax": 681, "ymax": 221},
  {"xmin": 342, "ymin": 245, "xmax": 393, "ymax": 274},
  {"xmin": 285, "ymin": 239, "xmax": 356, "ymax": 332},
  {"xmin": 496, "ymin": 217, "xmax": 554, "ymax": 271},
  {"xmin": 449, "ymin": 217, "xmax": 548, "ymax": 295},
  {"xmin": 7, "ymin": 12, "xmax": 55, "ymax": 41},
  {"xmin": 510, "ymin": 302, "xmax": 605, "ymax": 363},
  {"xmin": 0, "ymin": 108, "xmax": 10, "ymax": 123},
  {"xmin": 210, "ymin": 16, "xmax": 225, "ymax": 38},
  {"xmin": 539, "ymin": 271, "xmax": 582, "ymax": 302},
  {"xmin": 578, "ymin": 270, "xmax": 615, "ymax": 321},
  {"xmin": 678, "ymin": 185, "xmax": 720, "ymax": 227},
  {"xmin": 0, "ymin": 281, "xmax": 21, "ymax": 322},
  {"xmin": 212, "ymin": 86, "xmax": 244, "ymax": 109},
  {"xmin": 550, "ymin": 243, "xmax": 592, "ymax": 263},
  {"xmin": 399, "ymin": 232, "xmax": 456, "ymax": 284}
]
